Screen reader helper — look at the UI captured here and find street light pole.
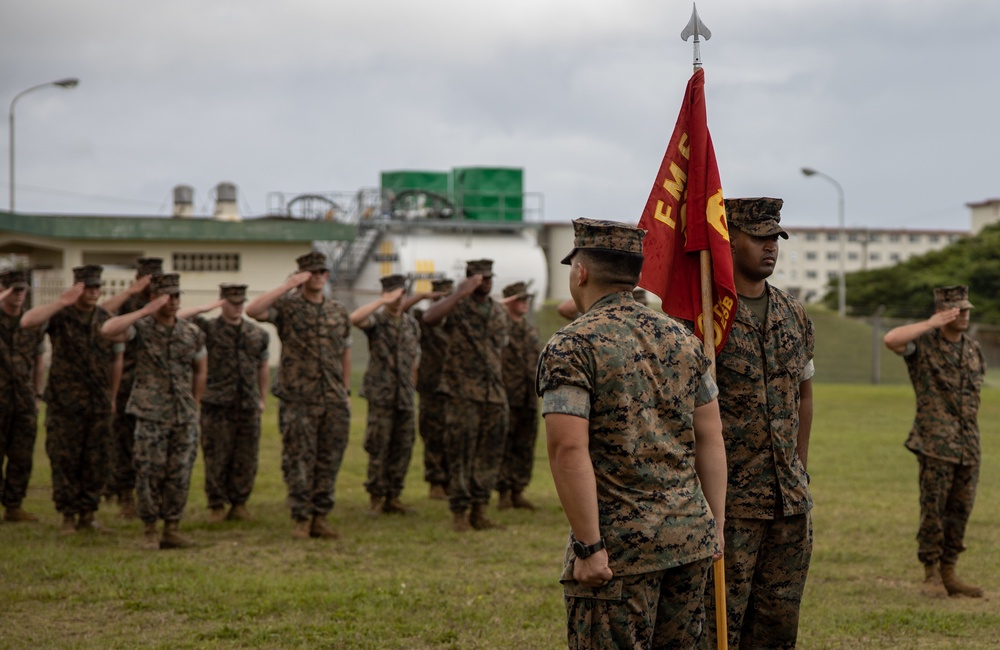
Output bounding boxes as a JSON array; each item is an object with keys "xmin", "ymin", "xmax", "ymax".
[
  {"xmin": 8, "ymin": 77, "xmax": 79, "ymax": 213},
  {"xmin": 801, "ymin": 166, "xmax": 846, "ymax": 317}
]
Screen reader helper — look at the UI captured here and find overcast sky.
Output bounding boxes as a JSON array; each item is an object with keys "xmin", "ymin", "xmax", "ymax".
[{"xmin": 2, "ymin": 0, "xmax": 998, "ymax": 231}]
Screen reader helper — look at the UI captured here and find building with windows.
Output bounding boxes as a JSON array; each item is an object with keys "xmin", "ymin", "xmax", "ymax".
[{"xmin": 770, "ymin": 226, "xmax": 967, "ymax": 303}]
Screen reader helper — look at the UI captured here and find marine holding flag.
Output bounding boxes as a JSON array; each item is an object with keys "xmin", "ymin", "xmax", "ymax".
[{"xmin": 637, "ymin": 67, "xmax": 736, "ymax": 356}]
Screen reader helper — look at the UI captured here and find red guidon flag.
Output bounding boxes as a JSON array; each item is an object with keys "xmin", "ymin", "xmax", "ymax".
[{"xmin": 637, "ymin": 67, "xmax": 736, "ymax": 355}]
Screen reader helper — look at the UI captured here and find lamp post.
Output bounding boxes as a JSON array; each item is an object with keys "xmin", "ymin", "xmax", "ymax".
[
  {"xmin": 8, "ymin": 77, "xmax": 79, "ymax": 213},
  {"xmin": 801, "ymin": 166, "xmax": 846, "ymax": 317}
]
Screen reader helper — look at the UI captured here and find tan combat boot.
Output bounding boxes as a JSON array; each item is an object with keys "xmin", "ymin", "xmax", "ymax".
[
  {"xmin": 4, "ymin": 506, "xmax": 39, "ymax": 522},
  {"xmin": 511, "ymin": 492, "xmax": 537, "ymax": 511},
  {"xmin": 470, "ymin": 504, "xmax": 504, "ymax": 530},
  {"xmin": 207, "ymin": 507, "xmax": 227, "ymax": 524},
  {"xmin": 227, "ymin": 504, "xmax": 251, "ymax": 521},
  {"xmin": 366, "ymin": 496, "xmax": 384, "ymax": 517},
  {"xmin": 118, "ymin": 491, "xmax": 137, "ymax": 520},
  {"xmin": 452, "ymin": 510, "xmax": 471, "ymax": 532},
  {"xmin": 291, "ymin": 518, "xmax": 311, "ymax": 540},
  {"xmin": 140, "ymin": 521, "xmax": 160, "ymax": 551},
  {"xmin": 940, "ymin": 562, "xmax": 983, "ymax": 597},
  {"xmin": 921, "ymin": 562, "xmax": 947, "ymax": 598},
  {"xmin": 428, "ymin": 484, "xmax": 448, "ymax": 500},
  {"xmin": 382, "ymin": 497, "xmax": 416, "ymax": 515},
  {"xmin": 160, "ymin": 520, "xmax": 193, "ymax": 549},
  {"xmin": 497, "ymin": 491, "xmax": 513, "ymax": 510},
  {"xmin": 59, "ymin": 514, "xmax": 77, "ymax": 536},
  {"xmin": 310, "ymin": 514, "xmax": 341, "ymax": 539}
]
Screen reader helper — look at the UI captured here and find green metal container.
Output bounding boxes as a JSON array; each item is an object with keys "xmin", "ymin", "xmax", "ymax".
[
  {"xmin": 450, "ymin": 167, "xmax": 524, "ymax": 222},
  {"xmin": 380, "ymin": 170, "xmax": 450, "ymax": 195}
]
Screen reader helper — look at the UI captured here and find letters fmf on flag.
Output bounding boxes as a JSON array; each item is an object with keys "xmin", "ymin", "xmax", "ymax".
[{"xmin": 637, "ymin": 67, "xmax": 736, "ymax": 355}]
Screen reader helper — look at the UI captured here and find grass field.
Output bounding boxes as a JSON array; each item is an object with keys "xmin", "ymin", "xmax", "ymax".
[{"xmin": 1, "ymin": 308, "xmax": 997, "ymax": 649}]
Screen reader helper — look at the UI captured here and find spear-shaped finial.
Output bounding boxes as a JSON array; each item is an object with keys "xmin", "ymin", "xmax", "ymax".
[{"xmin": 681, "ymin": 3, "xmax": 712, "ymax": 69}]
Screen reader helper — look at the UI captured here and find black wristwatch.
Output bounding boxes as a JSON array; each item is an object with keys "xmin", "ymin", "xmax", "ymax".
[{"xmin": 571, "ymin": 536, "xmax": 605, "ymax": 559}]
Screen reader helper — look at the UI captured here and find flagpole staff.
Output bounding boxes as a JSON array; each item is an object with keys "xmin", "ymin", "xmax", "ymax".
[{"xmin": 682, "ymin": 5, "xmax": 728, "ymax": 650}]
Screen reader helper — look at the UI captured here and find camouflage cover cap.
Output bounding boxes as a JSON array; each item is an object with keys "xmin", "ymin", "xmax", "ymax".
[
  {"xmin": 72, "ymin": 264, "xmax": 104, "ymax": 287},
  {"xmin": 431, "ymin": 278, "xmax": 454, "ymax": 292},
  {"xmin": 219, "ymin": 283, "xmax": 247, "ymax": 303},
  {"xmin": 0, "ymin": 268, "xmax": 29, "ymax": 289},
  {"xmin": 934, "ymin": 285, "xmax": 974, "ymax": 310},
  {"xmin": 560, "ymin": 218, "xmax": 646, "ymax": 264},
  {"xmin": 502, "ymin": 281, "xmax": 533, "ymax": 300},
  {"xmin": 632, "ymin": 288, "xmax": 649, "ymax": 305},
  {"xmin": 152, "ymin": 272, "xmax": 182, "ymax": 295},
  {"xmin": 466, "ymin": 259, "xmax": 494, "ymax": 278},
  {"xmin": 296, "ymin": 251, "xmax": 329, "ymax": 273},
  {"xmin": 380, "ymin": 274, "xmax": 407, "ymax": 292},
  {"xmin": 136, "ymin": 257, "xmax": 164, "ymax": 277},
  {"xmin": 724, "ymin": 197, "xmax": 788, "ymax": 239}
]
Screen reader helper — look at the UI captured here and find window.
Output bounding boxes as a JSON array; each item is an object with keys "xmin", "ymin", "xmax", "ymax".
[
  {"xmin": 173, "ymin": 253, "xmax": 241, "ymax": 272},
  {"xmin": 827, "ymin": 271, "xmax": 838, "ymax": 279},
  {"xmin": 890, "ymin": 253, "xmax": 901, "ymax": 261},
  {"xmin": 806, "ymin": 271, "xmax": 818, "ymax": 279},
  {"xmin": 870, "ymin": 253, "xmax": 881, "ymax": 262},
  {"xmin": 928, "ymin": 234, "xmax": 940, "ymax": 243},
  {"xmin": 827, "ymin": 252, "xmax": 839, "ymax": 261},
  {"xmin": 868, "ymin": 234, "xmax": 880, "ymax": 243},
  {"xmin": 805, "ymin": 232, "xmax": 818, "ymax": 241},
  {"xmin": 826, "ymin": 233, "xmax": 838, "ymax": 242},
  {"xmin": 805, "ymin": 251, "xmax": 817, "ymax": 261},
  {"xmin": 909, "ymin": 234, "xmax": 921, "ymax": 243},
  {"xmin": 847, "ymin": 252, "xmax": 859, "ymax": 261},
  {"xmin": 889, "ymin": 233, "xmax": 901, "ymax": 243}
]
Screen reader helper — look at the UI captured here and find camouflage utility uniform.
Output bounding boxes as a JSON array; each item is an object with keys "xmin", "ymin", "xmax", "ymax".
[
  {"xmin": 193, "ymin": 315, "xmax": 269, "ymax": 511},
  {"xmin": 43, "ymin": 305, "xmax": 119, "ymax": 518},
  {"xmin": 538, "ymin": 291, "xmax": 721, "ymax": 648},
  {"xmin": 359, "ymin": 310, "xmax": 420, "ymax": 502},
  {"xmin": 0, "ymin": 309, "xmax": 44, "ymax": 512},
  {"xmin": 265, "ymin": 292, "xmax": 352, "ymax": 523},
  {"xmin": 903, "ymin": 328, "xmax": 985, "ymax": 567},
  {"xmin": 436, "ymin": 295, "xmax": 509, "ymax": 514},
  {"xmin": 414, "ymin": 305, "xmax": 450, "ymax": 490},
  {"xmin": 497, "ymin": 314, "xmax": 541, "ymax": 498},
  {"xmin": 108, "ymin": 292, "xmax": 149, "ymax": 502},
  {"xmin": 127, "ymin": 316, "xmax": 207, "ymax": 524},
  {"xmin": 701, "ymin": 283, "xmax": 815, "ymax": 650}
]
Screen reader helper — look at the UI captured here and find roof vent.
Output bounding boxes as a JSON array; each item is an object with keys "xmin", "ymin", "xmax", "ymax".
[
  {"xmin": 214, "ymin": 182, "xmax": 241, "ymax": 222},
  {"xmin": 172, "ymin": 184, "xmax": 194, "ymax": 218}
]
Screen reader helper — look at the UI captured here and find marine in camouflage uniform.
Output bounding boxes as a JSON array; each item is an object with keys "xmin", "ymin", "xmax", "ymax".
[
  {"xmin": 699, "ymin": 199, "xmax": 815, "ymax": 650},
  {"xmin": 0, "ymin": 269, "xmax": 45, "ymax": 523},
  {"xmin": 539, "ymin": 218, "xmax": 727, "ymax": 649},
  {"xmin": 884, "ymin": 285, "xmax": 986, "ymax": 598},
  {"xmin": 421, "ymin": 259, "xmax": 510, "ymax": 532},
  {"xmin": 183, "ymin": 283, "xmax": 269, "ymax": 522},
  {"xmin": 412, "ymin": 278, "xmax": 454, "ymax": 499},
  {"xmin": 20, "ymin": 265, "xmax": 123, "ymax": 534},
  {"xmin": 351, "ymin": 274, "xmax": 421, "ymax": 515},
  {"xmin": 100, "ymin": 256, "xmax": 162, "ymax": 519},
  {"xmin": 496, "ymin": 281, "xmax": 541, "ymax": 511},
  {"xmin": 246, "ymin": 251, "xmax": 351, "ymax": 540},
  {"xmin": 102, "ymin": 273, "xmax": 207, "ymax": 550}
]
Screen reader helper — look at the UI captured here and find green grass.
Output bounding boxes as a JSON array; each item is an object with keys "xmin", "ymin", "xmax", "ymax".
[{"xmin": 2, "ymin": 309, "xmax": 998, "ymax": 649}]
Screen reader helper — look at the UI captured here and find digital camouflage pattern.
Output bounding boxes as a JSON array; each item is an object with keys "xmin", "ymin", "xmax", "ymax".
[
  {"xmin": 108, "ymin": 291, "xmax": 150, "ymax": 497},
  {"xmin": 42, "ymin": 305, "xmax": 118, "ymax": 516},
  {"xmin": 902, "ymin": 329, "xmax": 984, "ymax": 464},
  {"xmin": 362, "ymin": 404, "xmax": 416, "ymax": 500},
  {"xmin": 126, "ymin": 316, "xmax": 206, "ymax": 424},
  {"xmin": 278, "ymin": 400, "xmax": 350, "ymax": 520},
  {"xmin": 266, "ymin": 293, "xmax": 351, "ymax": 404},
  {"xmin": 444, "ymin": 398, "xmax": 508, "ymax": 512},
  {"xmin": 702, "ymin": 283, "xmax": 814, "ymax": 649},
  {"xmin": 414, "ymin": 306, "xmax": 451, "ymax": 486},
  {"xmin": 564, "ymin": 557, "xmax": 712, "ymax": 650},
  {"xmin": 497, "ymin": 317, "xmax": 540, "ymax": 495},
  {"xmin": 435, "ymin": 296, "xmax": 509, "ymax": 404},
  {"xmin": 537, "ymin": 291, "xmax": 720, "ymax": 576},
  {"xmin": 133, "ymin": 419, "xmax": 199, "ymax": 523},
  {"xmin": 200, "ymin": 404, "xmax": 261, "ymax": 509},
  {"xmin": 714, "ymin": 284, "xmax": 814, "ymax": 519},
  {"xmin": 916, "ymin": 455, "xmax": 978, "ymax": 565},
  {"xmin": 903, "ymin": 329, "xmax": 985, "ymax": 567},
  {"xmin": 700, "ymin": 516, "xmax": 813, "ymax": 650},
  {"xmin": 192, "ymin": 316, "xmax": 269, "ymax": 410},
  {"xmin": 359, "ymin": 310, "xmax": 420, "ymax": 409},
  {"xmin": 0, "ymin": 310, "xmax": 44, "ymax": 508},
  {"xmin": 192, "ymin": 316, "xmax": 269, "ymax": 509}
]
